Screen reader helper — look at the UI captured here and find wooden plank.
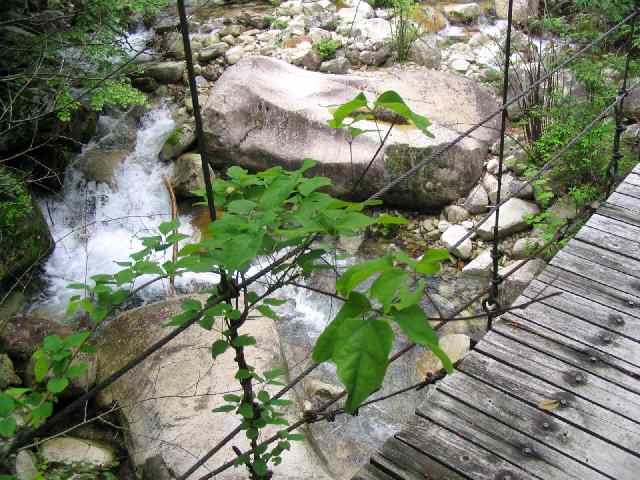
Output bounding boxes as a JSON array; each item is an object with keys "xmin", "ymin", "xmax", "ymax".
[
  {"xmin": 457, "ymin": 351, "xmax": 640, "ymax": 451},
  {"xmin": 562, "ymin": 239, "xmax": 640, "ymax": 280},
  {"xmin": 510, "ymin": 299, "xmax": 640, "ymax": 368},
  {"xmin": 419, "ymin": 389, "xmax": 608, "ymax": 480},
  {"xmin": 575, "ymin": 226, "xmax": 640, "ymax": 263},
  {"xmin": 616, "ymin": 181, "xmax": 640, "ymax": 200},
  {"xmin": 522, "ymin": 279, "xmax": 640, "ymax": 341},
  {"xmin": 493, "ymin": 317, "xmax": 640, "ymax": 395},
  {"xmin": 477, "ymin": 331, "xmax": 640, "ymax": 423},
  {"xmin": 537, "ymin": 265, "xmax": 640, "ymax": 317},
  {"xmin": 369, "ymin": 455, "xmax": 427, "ymax": 480},
  {"xmin": 585, "ymin": 214, "xmax": 640, "ymax": 247},
  {"xmin": 352, "ymin": 463, "xmax": 398, "ymax": 480},
  {"xmin": 606, "ymin": 192, "xmax": 640, "ymax": 213},
  {"xmin": 395, "ymin": 413, "xmax": 537, "ymax": 480},
  {"xmin": 598, "ymin": 203, "xmax": 640, "ymax": 229},
  {"xmin": 625, "ymin": 173, "xmax": 640, "ymax": 186},
  {"xmin": 550, "ymin": 250, "xmax": 640, "ymax": 300},
  {"xmin": 377, "ymin": 438, "xmax": 466, "ymax": 480},
  {"xmin": 438, "ymin": 371, "xmax": 640, "ymax": 479}
]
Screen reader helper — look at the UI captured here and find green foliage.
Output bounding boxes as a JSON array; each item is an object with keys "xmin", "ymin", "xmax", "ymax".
[
  {"xmin": 0, "ymin": 168, "xmax": 33, "ymax": 233},
  {"xmin": 271, "ymin": 19, "xmax": 289, "ymax": 30},
  {"xmin": 390, "ymin": 0, "xmax": 419, "ymax": 62},
  {"xmin": 314, "ymin": 38, "xmax": 341, "ymax": 60}
]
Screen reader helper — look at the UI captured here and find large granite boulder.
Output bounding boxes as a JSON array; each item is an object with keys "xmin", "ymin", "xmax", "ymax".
[
  {"xmin": 95, "ymin": 296, "xmax": 330, "ymax": 479},
  {"xmin": 202, "ymin": 57, "xmax": 500, "ymax": 209}
]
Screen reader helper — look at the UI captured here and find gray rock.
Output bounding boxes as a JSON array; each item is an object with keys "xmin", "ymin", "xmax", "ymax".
[
  {"xmin": 509, "ymin": 177, "xmax": 534, "ymax": 200},
  {"xmin": 486, "ymin": 157, "xmax": 507, "ymax": 175},
  {"xmin": 76, "ymin": 148, "xmax": 129, "ymax": 186},
  {"xmin": 202, "ymin": 57, "xmax": 500, "ymax": 209},
  {"xmin": 224, "ymin": 45, "xmax": 244, "ymax": 64},
  {"xmin": 449, "ymin": 57, "xmax": 471, "ymax": 73},
  {"xmin": 336, "ymin": 3, "xmax": 374, "ymax": 22},
  {"xmin": 511, "ymin": 237, "xmax": 544, "ymax": 259},
  {"xmin": 462, "ymin": 249, "xmax": 492, "ymax": 277},
  {"xmin": 143, "ymin": 61, "xmax": 185, "ymax": 84},
  {"xmin": 415, "ymin": 334, "xmax": 470, "ymax": 377},
  {"xmin": 171, "ymin": 153, "xmax": 206, "ymax": 198},
  {"xmin": 0, "ymin": 354, "xmax": 20, "ymax": 390},
  {"xmin": 464, "ymin": 184, "xmax": 489, "ymax": 214},
  {"xmin": 477, "ymin": 198, "xmax": 539, "ymax": 239},
  {"xmin": 409, "ymin": 35, "xmax": 441, "ymax": 69},
  {"xmin": 443, "ymin": 3, "xmax": 481, "ymax": 23},
  {"xmin": 15, "ymin": 450, "xmax": 38, "ymax": 480},
  {"xmin": 351, "ymin": 18, "xmax": 392, "ymax": 43},
  {"xmin": 40, "ymin": 437, "xmax": 117, "ymax": 468},
  {"xmin": 498, "ymin": 258, "xmax": 546, "ymax": 306},
  {"xmin": 359, "ymin": 45, "xmax": 391, "ymax": 66},
  {"xmin": 624, "ymin": 83, "xmax": 640, "ymax": 121},
  {"xmin": 444, "ymin": 205, "xmax": 471, "ymax": 223},
  {"xmin": 197, "ymin": 42, "xmax": 229, "ymax": 61},
  {"xmin": 437, "ymin": 220, "xmax": 451, "ymax": 233},
  {"xmin": 292, "ymin": 46, "xmax": 322, "ymax": 71},
  {"xmin": 441, "ymin": 224, "xmax": 472, "ymax": 259},
  {"xmin": 495, "ymin": 0, "xmax": 538, "ymax": 24},
  {"xmin": 320, "ymin": 57, "xmax": 351, "ymax": 74},
  {"xmin": 159, "ymin": 124, "xmax": 196, "ymax": 162}
]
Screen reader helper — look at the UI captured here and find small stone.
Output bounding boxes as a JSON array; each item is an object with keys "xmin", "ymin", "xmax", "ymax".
[
  {"xmin": 159, "ymin": 123, "xmax": 195, "ymax": 162},
  {"xmin": 477, "ymin": 198, "xmax": 540, "ymax": 240},
  {"xmin": 450, "ymin": 57, "xmax": 470, "ymax": 73},
  {"xmin": 305, "ymin": 379, "xmax": 343, "ymax": 399},
  {"xmin": 511, "ymin": 237, "xmax": 543, "ymax": 259},
  {"xmin": 224, "ymin": 45, "xmax": 244, "ymax": 65},
  {"xmin": 409, "ymin": 35, "xmax": 441, "ymax": 68},
  {"xmin": 197, "ymin": 42, "xmax": 230, "ymax": 61},
  {"xmin": 437, "ymin": 220, "xmax": 451, "ymax": 233},
  {"xmin": 416, "ymin": 334, "xmax": 470, "ymax": 378},
  {"xmin": 15, "ymin": 450, "xmax": 38, "ymax": 480},
  {"xmin": 143, "ymin": 61, "xmax": 185, "ymax": 84},
  {"xmin": 442, "ymin": 224, "xmax": 472, "ymax": 259},
  {"xmin": 338, "ymin": 233, "xmax": 364, "ymax": 255},
  {"xmin": 319, "ymin": 57, "xmax": 350, "ymax": 74},
  {"xmin": 462, "ymin": 249, "xmax": 492, "ymax": 277},
  {"xmin": 443, "ymin": 3, "xmax": 481, "ymax": 23},
  {"xmin": 486, "ymin": 158, "xmax": 507, "ymax": 175},
  {"xmin": 464, "ymin": 184, "xmax": 489, "ymax": 214},
  {"xmin": 172, "ymin": 153, "xmax": 206, "ymax": 199},
  {"xmin": 40, "ymin": 437, "xmax": 117, "ymax": 468},
  {"xmin": 444, "ymin": 205, "xmax": 471, "ymax": 223}
]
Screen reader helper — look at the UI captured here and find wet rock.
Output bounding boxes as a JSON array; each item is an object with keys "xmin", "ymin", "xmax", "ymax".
[
  {"xmin": 40, "ymin": 437, "xmax": 117, "ymax": 468},
  {"xmin": 461, "ymin": 249, "xmax": 492, "ymax": 277},
  {"xmin": 464, "ymin": 183, "xmax": 489, "ymax": 214},
  {"xmin": 202, "ymin": 57, "xmax": 500, "ymax": 209},
  {"xmin": 443, "ymin": 3, "xmax": 481, "ymax": 23},
  {"xmin": 95, "ymin": 296, "xmax": 327, "ymax": 479},
  {"xmin": 444, "ymin": 205, "xmax": 471, "ymax": 223},
  {"xmin": 0, "ymin": 314, "xmax": 73, "ymax": 361},
  {"xmin": 77, "ymin": 148, "xmax": 129, "ymax": 186},
  {"xmin": 416, "ymin": 334, "xmax": 470, "ymax": 378},
  {"xmin": 442, "ymin": 224, "xmax": 472, "ymax": 259},
  {"xmin": 15, "ymin": 450, "xmax": 38, "ymax": 480},
  {"xmin": 477, "ymin": 198, "xmax": 539, "ymax": 239},
  {"xmin": 132, "ymin": 77, "xmax": 159, "ymax": 93},
  {"xmin": 143, "ymin": 61, "xmax": 185, "ymax": 84},
  {"xmin": 320, "ymin": 57, "xmax": 350, "ymax": 74},
  {"xmin": 409, "ymin": 35, "xmax": 441, "ymax": 69},
  {"xmin": 159, "ymin": 123, "xmax": 195, "ymax": 162},
  {"xmin": 171, "ymin": 153, "xmax": 206, "ymax": 198},
  {"xmin": 498, "ymin": 258, "xmax": 546, "ymax": 306},
  {"xmin": 0, "ymin": 354, "xmax": 21, "ymax": 389}
]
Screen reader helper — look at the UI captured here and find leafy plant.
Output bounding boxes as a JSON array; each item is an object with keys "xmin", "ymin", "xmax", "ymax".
[
  {"xmin": 271, "ymin": 19, "xmax": 289, "ymax": 30},
  {"xmin": 390, "ymin": 0, "xmax": 420, "ymax": 62},
  {"xmin": 314, "ymin": 38, "xmax": 341, "ymax": 61}
]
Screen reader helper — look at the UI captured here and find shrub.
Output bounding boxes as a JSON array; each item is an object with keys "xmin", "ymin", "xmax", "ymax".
[
  {"xmin": 271, "ymin": 19, "xmax": 289, "ymax": 30},
  {"xmin": 315, "ymin": 38, "xmax": 341, "ymax": 60},
  {"xmin": 390, "ymin": 0, "xmax": 419, "ymax": 62}
]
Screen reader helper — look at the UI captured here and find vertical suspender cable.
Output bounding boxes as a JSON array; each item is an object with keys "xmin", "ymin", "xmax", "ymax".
[
  {"xmin": 486, "ymin": 0, "xmax": 515, "ymax": 330},
  {"xmin": 177, "ymin": 0, "xmax": 217, "ymax": 222},
  {"xmin": 607, "ymin": 16, "xmax": 636, "ymax": 196}
]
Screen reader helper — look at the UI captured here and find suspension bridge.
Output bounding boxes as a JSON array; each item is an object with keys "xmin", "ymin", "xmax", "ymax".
[{"xmin": 354, "ymin": 165, "xmax": 640, "ymax": 480}]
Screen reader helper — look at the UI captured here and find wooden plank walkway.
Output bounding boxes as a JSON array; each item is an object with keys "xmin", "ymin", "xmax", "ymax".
[{"xmin": 354, "ymin": 166, "xmax": 640, "ymax": 480}]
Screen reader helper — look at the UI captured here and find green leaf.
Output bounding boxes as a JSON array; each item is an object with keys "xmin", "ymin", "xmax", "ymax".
[
  {"xmin": 334, "ymin": 211, "xmax": 377, "ymax": 233},
  {"xmin": 0, "ymin": 394, "xmax": 14, "ymax": 417},
  {"xmin": 312, "ymin": 292, "xmax": 371, "ymax": 363},
  {"xmin": 238, "ymin": 403, "xmax": 254, "ymax": 419},
  {"xmin": 264, "ymin": 368, "xmax": 286, "ymax": 380},
  {"xmin": 377, "ymin": 214, "xmax": 408, "ymax": 225},
  {"xmin": 223, "ymin": 394, "xmax": 242, "ymax": 403},
  {"xmin": 115, "ymin": 268, "xmax": 135, "ymax": 285},
  {"xmin": 212, "ymin": 404, "xmax": 236, "ymax": 413},
  {"xmin": 65, "ymin": 331, "xmax": 90, "ymax": 348},
  {"xmin": 298, "ymin": 177, "xmax": 331, "ymax": 196},
  {"xmin": 328, "ymin": 92, "xmax": 368, "ymax": 129},
  {"xmin": 66, "ymin": 282, "xmax": 88, "ymax": 290},
  {"xmin": 134, "ymin": 261, "xmax": 164, "ymax": 275},
  {"xmin": 333, "ymin": 319, "xmax": 393, "ymax": 413},
  {"xmin": 47, "ymin": 377, "xmax": 69, "ymax": 394},
  {"xmin": 263, "ymin": 298, "xmax": 287, "ymax": 306},
  {"xmin": 336, "ymin": 255, "xmax": 393, "ymax": 296},
  {"xmin": 374, "ymin": 90, "xmax": 433, "ymax": 137},
  {"xmin": 254, "ymin": 459, "xmax": 268, "ymax": 476},
  {"xmin": 159, "ymin": 219, "xmax": 180, "ymax": 235},
  {"xmin": 227, "ymin": 199, "xmax": 257, "ymax": 215},
  {"xmin": 211, "ymin": 340, "xmax": 229, "ymax": 359},
  {"xmin": 416, "ymin": 249, "xmax": 451, "ymax": 274},
  {"xmin": 34, "ymin": 357, "xmax": 50, "ymax": 382},
  {"xmin": 182, "ymin": 298, "xmax": 202, "ymax": 312},
  {"xmin": 43, "ymin": 335, "xmax": 63, "ymax": 353},
  {"xmin": 257, "ymin": 305, "xmax": 279, "ymax": 321},
  {"xmin": 0, "ymin": 417, "xmax": 16, "ymax": 438},
  {"xmin": 30, "ymin": 401, "xmax": 53, "ymax": 426},
  {"xmin": 370, "ymin": 268, "xmax": 408, "ymax": 312},
  {"xmin": 258, "ymin": 391, "xmax": 270, "ymax": 403},
  {"xmin": 232, "ymin": 335, "xmax": 257, "ymax": 347},
  {"xmin": 67, "ymin": 363, "xmax": 89, "ymax": 379},
  {"xmin": 392, "ymin": 305, "xmax": 453, "ymax": 373},
  {"xmin": 287, "ymin": 433, "xmax": 305, "ymax": 441}
]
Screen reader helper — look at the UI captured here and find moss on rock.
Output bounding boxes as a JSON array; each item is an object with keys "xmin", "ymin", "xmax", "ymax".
[{"xmin": 0, "ymin": 167, "xmax": 53, "ymax": 286}]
